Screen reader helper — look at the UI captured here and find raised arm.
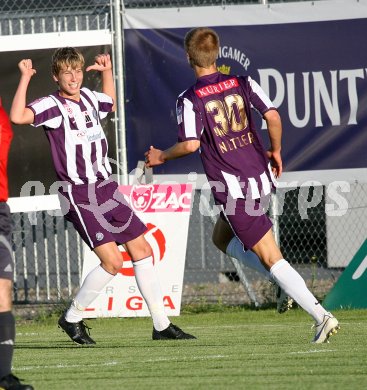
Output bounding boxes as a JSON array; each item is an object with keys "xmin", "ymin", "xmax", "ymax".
[
  {"xmin": 264, "ymin": 109, "xmax": 283, "ymax": 178},
  {"xmin": 144, "ymin": 140, "xmax": 200, "ymax": 168},
  {"xmin": 10, "ymin": 59, "xmax": 36, "ymax": 125},
  {"xmin": 86, "ymin": 53, "xmax": 116, "ymax": 112}
]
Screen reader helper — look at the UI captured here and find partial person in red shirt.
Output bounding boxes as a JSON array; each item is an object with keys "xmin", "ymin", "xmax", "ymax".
[{"xmin": 0, "ymin": 98, "xmax": 34, "ymax": 390}]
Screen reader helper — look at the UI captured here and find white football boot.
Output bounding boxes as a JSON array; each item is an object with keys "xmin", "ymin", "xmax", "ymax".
[{"xmin": 312, "ymin": 312, "xmax": 340, "ymax": 343}]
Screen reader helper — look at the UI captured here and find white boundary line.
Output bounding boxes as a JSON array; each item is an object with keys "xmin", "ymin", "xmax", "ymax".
[
  {"xmin": 8, "ymin": 167, "xmax": 367, "ymax": 213},
  {"xmin": 290, "ymin": 349, "xmax": 337, "ymax": 354},
  {"xmin": 0, "ymin": 30, "xmax": 112, "ymax": 52},
  {"xmin": 130, "ymin": 168, "xmax": 367, "ymax": 187},
  {"xmin": 15, "ymin": 361, "xmax": 118, "ymax": 371},
  {"xmin": 124, "ymin": 0, "xmax": 367, "ymax": 29},
  {"xmin": 14, "ymin": 349, "xmax": 338, "ymax": 371},
  {"xmin": 8, "ymin": 194, "xmax": 60, "ymax": 213}
]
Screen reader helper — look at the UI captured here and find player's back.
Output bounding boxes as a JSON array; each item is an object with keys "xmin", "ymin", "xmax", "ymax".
[{"xmin": 178, "ymin": 71, "xmax": 275, "ymax": 203}]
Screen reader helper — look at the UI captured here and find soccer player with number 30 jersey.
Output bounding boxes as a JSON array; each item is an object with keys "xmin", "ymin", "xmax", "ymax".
[{"xmin": 145, "ymin": 27, "xmax": 340, "ymax": 344}]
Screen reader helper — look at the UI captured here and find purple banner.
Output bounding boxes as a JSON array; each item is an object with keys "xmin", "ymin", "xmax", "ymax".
[{"xmin": 124, "ymin": 18, "xmax": 367, "ymax": 174}]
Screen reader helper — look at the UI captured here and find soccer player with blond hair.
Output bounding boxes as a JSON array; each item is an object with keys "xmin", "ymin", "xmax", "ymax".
[
  {"xmin": 10, "ymin": 47, "xmax": 195, "ymax": 344},
  {"xmin": 145, "ymin": 27, "xmax": 339, "ymax": 343}
]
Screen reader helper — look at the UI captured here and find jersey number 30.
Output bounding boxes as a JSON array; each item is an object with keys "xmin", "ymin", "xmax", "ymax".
[{"xmin": 205, "ymin": 94, "xmax": 248, "ymax": 137}]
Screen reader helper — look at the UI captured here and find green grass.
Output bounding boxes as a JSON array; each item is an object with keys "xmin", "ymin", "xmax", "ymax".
[{"xmin": 12, "ymin": 308, "xmax": 367, "ymax": 389}]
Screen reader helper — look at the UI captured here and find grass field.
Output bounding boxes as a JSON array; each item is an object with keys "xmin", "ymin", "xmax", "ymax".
[{"xmin": 11, "ymin": 308, "xmax": 367, "ymax": 390}]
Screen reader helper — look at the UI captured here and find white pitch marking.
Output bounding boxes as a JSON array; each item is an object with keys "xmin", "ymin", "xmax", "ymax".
[
  {"xmin": 143, "ymin": 355, "xmax": 228, "ymax": 363},
  {"xmin": 188, "ymin": 324, "xmax": 304, "ymax": 330},
  {"xmin": 15, "ymin": 355, "xmax": 229, "ymax": 372},
  {"xmin": 15, "ymin": 361, "xmax": 118, "ymax": 371},
  {"xmin": 289, "ymin": 349, "xmax": 337, "ymax": 355}
]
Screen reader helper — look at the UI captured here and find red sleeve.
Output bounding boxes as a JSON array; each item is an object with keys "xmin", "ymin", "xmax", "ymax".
[{"xmin": 0, "ymin": 105, "xmax": 13, "ymax": 201}]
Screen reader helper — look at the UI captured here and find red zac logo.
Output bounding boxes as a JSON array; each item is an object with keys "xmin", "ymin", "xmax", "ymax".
[
  {"xmin": 118, "ymin": 222, "xmax": 166, "ymax": 277},
  {"xmin": 130, "ymin": 185, "xmax": 154, "ymax": 212},
  {"xmin": 119, "ymin": 184, "xmax": 192, "ymax": 213}
]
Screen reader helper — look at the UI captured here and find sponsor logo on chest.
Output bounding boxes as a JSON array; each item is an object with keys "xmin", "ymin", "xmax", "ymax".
[{"xmin": 87, "ymin": 131, "xmax": 102, "ymax": 142}]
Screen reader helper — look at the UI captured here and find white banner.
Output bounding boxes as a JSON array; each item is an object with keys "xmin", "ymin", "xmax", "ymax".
[
  {"xmin": 123, "ymin": 0, "xmax": 367, "ymax": 29},
  {"xmin": 81, "ymin": 183, "xmax": 193, "ymax": 318}
]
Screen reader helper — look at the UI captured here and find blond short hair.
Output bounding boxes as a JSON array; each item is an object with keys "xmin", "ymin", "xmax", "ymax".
[
  {"xmin": 51, "ymin": 47, "xmax": 85, "ymax": 76},
  {"xmin": 184, "ymin": 27, "xmax": 219, "ymax": 68}
]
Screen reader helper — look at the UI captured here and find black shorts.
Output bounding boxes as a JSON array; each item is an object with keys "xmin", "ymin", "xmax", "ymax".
[{"xmin": 0, "ymin": 202, "xmax": 14, "ymax": 280}]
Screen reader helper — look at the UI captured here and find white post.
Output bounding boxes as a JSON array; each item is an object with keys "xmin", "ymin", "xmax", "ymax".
[
  {"xmin": 270, "ymin": 192, "xmax": 280, "ymax": 247},
  {"xmin": 111, "ymin": 0, "xmax": 128, "ymax": 184}
]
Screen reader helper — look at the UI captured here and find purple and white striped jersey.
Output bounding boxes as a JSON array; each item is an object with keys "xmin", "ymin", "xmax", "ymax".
[
  {"xmin": 176, "ymin": 72, "xmax": 277, "ymax": 205},
  {"xmin": 27, "ymin": 88, "xmax": 113, "ymax": 185}
]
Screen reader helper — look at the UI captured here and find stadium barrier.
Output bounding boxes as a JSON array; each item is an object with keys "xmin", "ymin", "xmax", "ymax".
[
  {"xmin": 8, "ymin": 171, "xmax": 367, "ymax": 308},
  {"xmin": 2, "ymin": 0, "xmax": 367, "ymax": 308}
]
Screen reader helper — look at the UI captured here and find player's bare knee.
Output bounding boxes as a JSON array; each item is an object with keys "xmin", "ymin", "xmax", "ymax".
[
  {"xmin": 125, "ymin": 236, "xmax": 152, "ymax": 260},
  {"xmin": 130, "ymin": 246, "xmax": 152, "ymax": 261},
  {"xmin": 260, "ymin": 256, "xmax": 283, "ymax": 270},
  {"xmin": 0, "ymin": 279, "xmax": 13, "ymax": 311},
  {"xmin": 100, "ymin": 257, "xmax": 123, "ymax": 275}
]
